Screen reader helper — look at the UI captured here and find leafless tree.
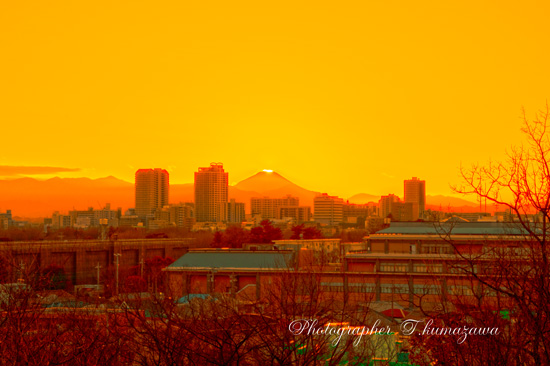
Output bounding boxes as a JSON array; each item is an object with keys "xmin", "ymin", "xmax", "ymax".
[{"xmin": 410, "ymin": 105, "xmax": 550, "ymax": 365}]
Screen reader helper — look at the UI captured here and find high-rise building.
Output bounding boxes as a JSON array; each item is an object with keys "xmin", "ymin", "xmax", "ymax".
[
  {"xmin": 228, "ymin": 199, "xmax": 246, "ymax": 223},
  {"xmin": 404, "ymin": 177, "xmax": 426, "ymax": 220},
  {"xmin": 135, "ymin": 169, "xmax": 169, "ymax": 220},
  {"xmin": 314, "ymin": 193, "xmax": 344, "ymax": 225},
  {"xmin": 194, "ymin": 163, "xmax": 228, "ymax": 222},
  {"xmin": 379, "ymin": 194, "xmax": 400, "ymax": 219},
  {"xmin": 250, "ymin": 195, "xmax": 300, "ymax": 219}
]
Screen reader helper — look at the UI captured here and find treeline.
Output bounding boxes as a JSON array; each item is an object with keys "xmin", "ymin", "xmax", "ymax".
[{"xmin": 0, "ymin": 267, "xmax": 393, "ymax": 366}]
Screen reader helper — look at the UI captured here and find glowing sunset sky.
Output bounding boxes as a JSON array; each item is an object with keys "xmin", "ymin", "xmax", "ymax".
[{"xmin": 1, "ymin": 1, "xmax": 549, "ymax": 198}]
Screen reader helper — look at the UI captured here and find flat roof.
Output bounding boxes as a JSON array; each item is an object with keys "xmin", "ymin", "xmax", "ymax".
[
  {"xmin": 168, "ymin": 251, "xmax": 294, "ymax": 270},
  {"xmin": 374, "ymin": 222, "xmax": 529, "ymax": 236}
]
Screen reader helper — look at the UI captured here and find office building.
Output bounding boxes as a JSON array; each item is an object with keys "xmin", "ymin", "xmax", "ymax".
[
  {"xmin": 343, "ymin": 202, "xmax": 377, "ymax": 224},
  {"xmin": 250, "ymin": 195, "xmax": 300, "ymax": 220},
  {"xmin": 378, "ymin": 194, "xmax": 414, "ymax": 222},
  {"xmin": 379, "ymin": 194, "xmax": 400, "ymax": 219},
  {"xmin": 404, "ymin": 177, "xmax": 426, "ymax": 220},
  {"xmin": 169, "ymin": 203, "xmax": 196, "ymax": 229},
  {"xmin": 228, "ymin": 199, "xmax": 246, "ymax": 223},
  {"xmin": 314, "ymin": 193, "xmax": 344, "ymax": 225},
  {"xmin": 279, "ymin": 206, "xmax": 312, "ymax": 223},
  {"xmin": 194, "ymin": 163, "xmax": 228, "ymax": 222}
]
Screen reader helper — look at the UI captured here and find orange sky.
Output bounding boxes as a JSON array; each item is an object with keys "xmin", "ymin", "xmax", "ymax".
[{"xmin": 1, "ymin": 1, "xmax": 549, "ymax": 199}]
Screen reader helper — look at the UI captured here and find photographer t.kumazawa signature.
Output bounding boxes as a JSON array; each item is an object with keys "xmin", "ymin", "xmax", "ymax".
[{"xmin": 288, "ymin": 318, "xmax": 499, "ymax": 346}]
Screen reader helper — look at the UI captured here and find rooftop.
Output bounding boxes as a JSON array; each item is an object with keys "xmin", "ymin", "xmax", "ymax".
[
  {"xmin": 167, "ymin": 250, "xmax": 294, "ymax": 270},
  {"xmin": 374, "ymin": 222, "xmax": 529, "ymax": 236}
]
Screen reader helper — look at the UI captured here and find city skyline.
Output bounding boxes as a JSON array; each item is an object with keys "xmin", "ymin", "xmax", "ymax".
[
  {"xmin": 2, "ymin": 2, "xmax": 549, "ymax": 199},
  {"xmin": 0, "ymin": 165, "xmax": 482, "ymax": 218}
]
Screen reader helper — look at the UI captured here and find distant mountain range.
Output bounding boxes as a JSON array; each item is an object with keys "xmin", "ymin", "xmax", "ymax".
[
  {"xmin": 0, "ymin": 171, "xmax": 479, "ymax": 218},
  {"xmin": 346, "ymin": 193, "xmax": 380, "ymax": 204}
]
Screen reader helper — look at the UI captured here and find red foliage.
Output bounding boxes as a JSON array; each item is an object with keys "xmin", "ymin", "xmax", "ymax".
[{"xmin": 249, "ymin": 220, "xmax": 282, "ymax": 243}]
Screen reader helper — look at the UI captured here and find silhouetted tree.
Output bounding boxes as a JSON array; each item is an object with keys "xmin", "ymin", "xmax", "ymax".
[
  {"xmin": 124, "ymin": 275, "xmax": 147, "ymax": 293},
  {"xmin": 291, "ymin": 224, "xmax": 323, "ymax": 239},
  {"xmin": 211, "ymin": 231, "xmax": 224, "ymax": 248},
  {"xmin": 249, "ymin": 219, "xmax": 283, "ymax": 243},
  {"xmin": 0, "ymin": 256, "xmax": 10, "ymax": 283},
  {"xmin": 410, "ymin": 105, "xmax": 550, "ymax": 365},
  {"xmin": 223, "ymin": 225, "xmax": 250, "ymax": 248},
  {"xmin": 38, "ymin": 264, "xmax": 69, "ymax": 290},
  {"xmin": 145, "ymin": 256, "xmax": 174, "ymax": 293}
]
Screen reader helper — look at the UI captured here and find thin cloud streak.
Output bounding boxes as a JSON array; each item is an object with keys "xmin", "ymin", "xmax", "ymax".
[{"xmin": 0, "ymin": 166, "xmax": 80, "ymax": 176}]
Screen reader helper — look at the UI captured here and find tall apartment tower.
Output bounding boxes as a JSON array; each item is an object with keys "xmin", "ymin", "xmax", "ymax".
[
  {"xmin": 194, "ymin": 163, "xmax": 228, "ymax": 222},
  {"xmin": 135, "ymin": 169, "xmax": 169, "ymax": 220},
  {"xmin": 314, "ymin": 193, "xmax": 344, "ymax": 226},
  {"xmin": 404, "ymin": 177, "xmax": 426, "ymax": 220}
]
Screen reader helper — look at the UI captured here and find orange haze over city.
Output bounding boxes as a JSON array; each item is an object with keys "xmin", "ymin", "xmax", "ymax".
[{"xmin": 1, "ymin": 1, "xmax": 550, "ymax": 214}]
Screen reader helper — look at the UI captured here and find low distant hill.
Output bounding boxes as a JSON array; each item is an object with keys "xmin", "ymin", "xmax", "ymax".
[
  {"xmin": 346, "ymin": 193, "xmax": 478, "ymax": 209},
  {"xmin": 0, "ymin": 176, "xmax": 133, "ymax": 217},
  {"xmin": 426, "ymin": 195, "xmax": 478, "ymax": 209},
  {"xmin": 347, "ymin": 193, "xmax": 380, "ymax": 204},
  {"xmin": 170, "ymin": 183, "xmax": 194, "ymax": 203}
]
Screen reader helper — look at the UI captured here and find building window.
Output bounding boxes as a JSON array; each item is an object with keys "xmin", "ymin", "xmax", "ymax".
[
  {"xmin": 413, "ymin": 284, "xmax": 440, "ymax": 295},
  {"xmin": 448, "ymin": 263, "xmax": 477, "ymax": 274},
  {"xmin": 414, "ymin": 263, "xmax": 443, "ymax": 273},
  {"xmin": 422, "ymin": 245, "xmax": 453, "ymax": 254},
  {"xmin": 348, "ymin": 283, "xmax": 376, "ymax": 293},
  {"xmin": 321, "ymin": 282, "xmax": 344, "ymax": 292},
  {"xmin": 380, "ymin": 263, "xmax": 408, "ymax": 272},
  {"xmin": 380, "ymin": 284, "xmax": 409, "ymax": 294},
  {"xmin": 448, "ymin": 285, "xmax": 474, "ymax": 296}
]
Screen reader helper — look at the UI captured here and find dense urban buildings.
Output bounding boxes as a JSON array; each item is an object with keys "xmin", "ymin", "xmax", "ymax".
[
  {"xmin": 378, "ymin": 194, "xmax": 414, "ymax": 221},
  {"xmin": 50, "ymin": 211, "xmax": 72, "ymax": 229},
  {"xmin": 278, "ymin": 206, "xmax": 312, "ymax": 223},
  {"xmin": 227, "ymin": 199, "xmax": 245, "ymax": 223},
  {"xmin": 378, "ymin": 194, "xmax": 400, "ymax": 219},
  {"xmin": 404, "ymin": 177, "xmax": 426, "ymax": 220},
  {"xmin": 313, "ymin": 193, "xmax": 344, "ymax": 225},
  {"xmin": 342, "ymin": 202, "xmax": 377, "ymax": 224},
  {"xmin": 250, "ymin": 195, "xmax": 299, "ymax": 219},
  {"xmin": 69, "ymin": 204, "xmax": 121, "ymax": 228},
  {"xmin": 135, "ymin": 169, "xmax": 169, "ymax": 221},
  {"xmin": 194, "ymin": 163, "xmax": 228, "ymax": 222},
  {"xmin": 168, "ymin": 203, "xmax": 196, "ymax": 229}
]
